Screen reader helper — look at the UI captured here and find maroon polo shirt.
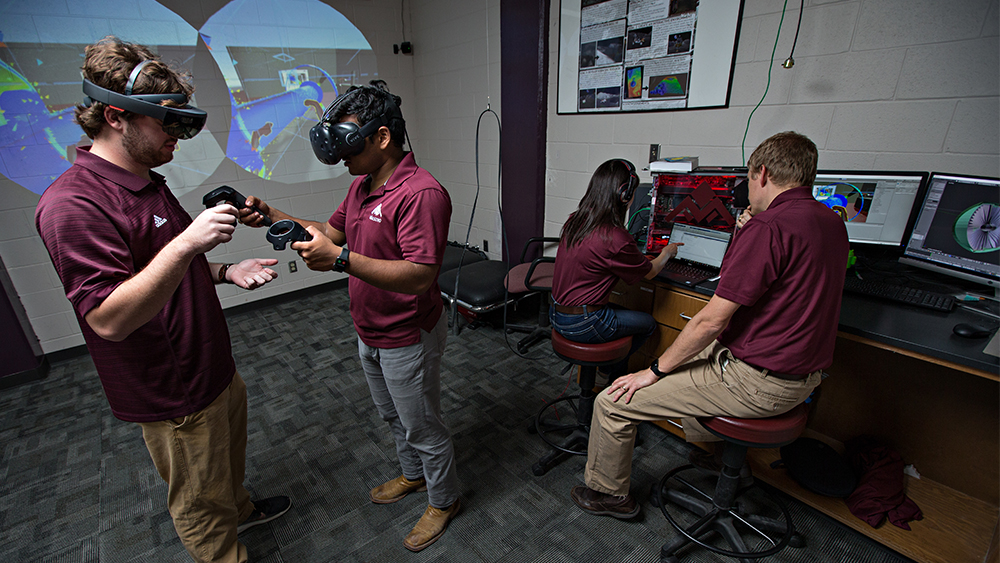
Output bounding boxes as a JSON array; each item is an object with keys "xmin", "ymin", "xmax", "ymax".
[
  {"xmin": 715, "ymin": 186, "xmax": 849, "ymax": 375},
  {"xmin": 329, "ymin": 152, "xmax": 451, "ymax": 348},
  {"xmin": 35, "ymin": 147, "xmax": 235, "ymax": 422},
  {"xmin": 552, "ymin": 225, "xmax": 652, "ymax": 306}
]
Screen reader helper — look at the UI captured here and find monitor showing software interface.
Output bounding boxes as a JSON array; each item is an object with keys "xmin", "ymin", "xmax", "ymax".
[
  {"xmin": 811, "ymin": 171, "xmax": 927, "ymax": 246},
  {"xmin": 901, "ymin": 173, "xmax": 1000, "ymax": 289},
  {"xmin": 668, "ymin": 223, "xmax": 731, "ymax": 269}
]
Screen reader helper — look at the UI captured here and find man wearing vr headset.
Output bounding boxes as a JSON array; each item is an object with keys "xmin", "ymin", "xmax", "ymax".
[
  {"xmin": 239, "ymin": 81, "xmax": 460, "ymax": 552},
  {"xmin": 35, "ymin": 37, "xmax": 289, "ymax": 563}
]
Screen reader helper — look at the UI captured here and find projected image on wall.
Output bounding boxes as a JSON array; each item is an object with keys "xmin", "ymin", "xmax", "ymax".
[
  {"xmin": 0, "ymin": 2, "xmax": 212, "ymax": 195},
  {"xmin": 0, "ymin": 0, "xmax": 377, "ymax": 195},
  {"xmin": 200, "ymin": 0, "xmax": 376, "ymax": 182},
  {"xmin": 0, "ymin": 58, "xmax": 82, "ymax": 195}
]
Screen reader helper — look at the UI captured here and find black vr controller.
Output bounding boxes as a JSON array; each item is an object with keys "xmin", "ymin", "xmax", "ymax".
[
  {"xmin": 202, "ymin": 186, "xmax": 272, "ymax": 226},
  {"xmin": 266, "ymin": 219, "xmax": 312, "ymax": 251}
]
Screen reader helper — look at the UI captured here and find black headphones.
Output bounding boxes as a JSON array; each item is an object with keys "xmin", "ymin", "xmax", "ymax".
[
  {"xmin": 309, "ymin": 89, "xmax": 403, "ymax": 165},
  {"xmin": 614, "ymin": 159, "xmax": 640, "ymax": 203}
]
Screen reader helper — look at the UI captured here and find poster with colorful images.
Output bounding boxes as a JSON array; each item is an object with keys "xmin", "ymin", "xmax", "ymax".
[{"xmin": 557, "ymin": 0, "xmax": 743, "ymax": 114}]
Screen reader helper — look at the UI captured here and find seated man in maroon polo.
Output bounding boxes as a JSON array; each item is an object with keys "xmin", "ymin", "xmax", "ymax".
[{"xmin": 570, "ymin": 131, "xmax": 849, "ymax": 519}]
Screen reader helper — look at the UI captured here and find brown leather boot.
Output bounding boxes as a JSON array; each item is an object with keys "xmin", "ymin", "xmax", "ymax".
[
  {"xmin": 570, "ymin": 486, "xmax": 639, "ymax": 519},
  {"xmin": 402, "ymin": 499, "xmax": 461, "ymax": 552},
  {"xmin": 369, "ymin": 475, "xmax": 427, "ymax": 504}
]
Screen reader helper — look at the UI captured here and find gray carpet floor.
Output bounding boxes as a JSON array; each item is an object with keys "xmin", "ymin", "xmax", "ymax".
[{"xmin": 0, "ymin": 283, "xmax": 914, "ymax": 562}]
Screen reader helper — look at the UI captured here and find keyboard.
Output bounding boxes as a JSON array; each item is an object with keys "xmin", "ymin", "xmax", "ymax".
[
  {"xmin": 658, "ymin": 260, "xmax": 717, "ymax": 286},
  {"xmin": 842, "ymin": 276, "xmax": 956, "ymax": 312}
]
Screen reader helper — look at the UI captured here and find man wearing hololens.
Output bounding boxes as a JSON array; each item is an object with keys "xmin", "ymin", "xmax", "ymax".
[
  {"xmin": 239, "ymin": 81, "xmax": 461, "ymax": 552},
  {"xmin": 35, "ymin": 36, "xmax": 289, "ymax": 563}
]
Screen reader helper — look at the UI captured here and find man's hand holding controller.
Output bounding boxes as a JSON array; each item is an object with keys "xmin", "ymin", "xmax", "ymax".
[{"xmin": 177, "ymin": 204, "xmax": 239, "ymax": 255}]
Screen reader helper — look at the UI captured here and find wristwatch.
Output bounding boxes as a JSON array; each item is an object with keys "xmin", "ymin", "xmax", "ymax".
[
  {"xmin": 649, "ymin": 359, "xmax": 666, "ymax": 378},
  {"xmin": 218, "ymin": 263, "xmax": 234, "ymax": 284},
  {"xmin": 332, "ymin": 247, "xmax": 350, "ymax": 273}
]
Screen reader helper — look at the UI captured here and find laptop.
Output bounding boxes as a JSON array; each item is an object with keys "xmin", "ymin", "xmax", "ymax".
[{"xmin": 655, "ymin": 223, "xmax": 732, "ymax": 286}]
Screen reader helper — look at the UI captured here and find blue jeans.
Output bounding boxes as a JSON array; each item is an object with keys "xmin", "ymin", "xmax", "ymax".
[{"xmin": 549, "ymin": 304, "xmax": 656, "ymax": 378}]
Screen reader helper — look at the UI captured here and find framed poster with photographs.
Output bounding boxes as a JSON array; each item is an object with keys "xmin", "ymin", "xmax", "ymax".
[{"xmin": 557, "ymin": 0, "xmax": 744, "ymax": 114}]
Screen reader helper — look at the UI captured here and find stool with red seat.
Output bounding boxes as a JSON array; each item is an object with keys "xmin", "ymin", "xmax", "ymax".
[
  {"xmin": 531, "ymin": 331, "xmax": 632, "ymax": 476},
  {"xmin": 653, "ymin": 403, "xmax": 810, "ymax": 563}
]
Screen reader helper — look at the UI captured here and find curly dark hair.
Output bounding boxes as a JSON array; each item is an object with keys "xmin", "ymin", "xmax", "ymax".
[
  {"xmin": 326, "ymin": 80, "xmax": 406, "ymax": 148},
  {"xmin": 75, "ymin": 36, "xmax": 195, "ymax": 139}
]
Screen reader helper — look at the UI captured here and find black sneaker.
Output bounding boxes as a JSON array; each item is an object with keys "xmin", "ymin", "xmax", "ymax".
[{"xmin": 237, "ymin": 496, "xmax": 291, "ymax": 534}]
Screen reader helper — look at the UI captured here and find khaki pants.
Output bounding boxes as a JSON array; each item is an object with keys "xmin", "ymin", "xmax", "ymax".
[
  {"xmin": 585, "ymin": 342, "xmax": 821, "ymax": 496},
  {"xmin": 139, "ymin": 372, "xmax": 254, "ymax": 563}
]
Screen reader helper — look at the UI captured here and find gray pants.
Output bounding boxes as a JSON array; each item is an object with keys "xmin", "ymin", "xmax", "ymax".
[
  {"xmin": 585, "ymin": 341, "xmax": 821, "ymax": 496},
  {"xmin": 358, "ymin": 312, "xmax": 459, "ymax": 508}
]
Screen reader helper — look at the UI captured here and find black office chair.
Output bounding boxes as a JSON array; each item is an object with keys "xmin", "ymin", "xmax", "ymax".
[
  {"xmin": 504, "ymin": 237, "xmax": 558, "ymax": 353},
  {"xmin": 439, "ymin": 241, "xmax": 487, "ymax": 283}
]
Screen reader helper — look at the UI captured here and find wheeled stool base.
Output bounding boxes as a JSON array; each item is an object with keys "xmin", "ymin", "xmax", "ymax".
[
  {"xmin": 654, "ymin": 464, "xmax": 803, "ymax": 562},
  {"xmin": 531, "ymin": 394, "xmax": 589, "ymax": 476}
]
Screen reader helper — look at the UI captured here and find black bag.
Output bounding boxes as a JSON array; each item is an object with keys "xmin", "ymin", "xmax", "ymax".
[{"xmin": 772, "ymin": 437, "xmax": 857, "ymax": 498}]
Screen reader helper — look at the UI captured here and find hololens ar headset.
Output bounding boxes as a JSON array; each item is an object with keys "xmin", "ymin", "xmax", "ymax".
[
  {"xmin": 81, "ymin": 60, "xmax": 207, "ymax": 140},
  {"xmin": 309, "ymin": 89, "xmax": 403, "ymax": 165},
  {"xmin": 614, "ymin": 159, "xmax": 640, "ymax": 203}
]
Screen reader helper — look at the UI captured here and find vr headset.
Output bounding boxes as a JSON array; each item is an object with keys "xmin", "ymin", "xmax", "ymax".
[
  {"xmin": 81, "ymin": 61, "xmax": 207, "ymax": 140},
  {"xmin": 309, "ymin": 90, "xmax": 403, "ymax": 165}
]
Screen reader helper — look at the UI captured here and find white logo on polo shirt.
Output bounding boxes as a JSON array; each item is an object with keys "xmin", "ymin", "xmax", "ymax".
[
  {"xmin": 369, "ymin": 203, "xmax": 383, "ymax": 223},
  {"xmin": 153, "ymin": 215, "xmax": 167, "ymax": 228}
]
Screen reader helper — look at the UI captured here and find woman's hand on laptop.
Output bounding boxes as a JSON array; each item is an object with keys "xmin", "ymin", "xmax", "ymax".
[
  {"xmin": 647, "ymin": 242, "xmax": 684, "ymax": 279},
  {"xmin": 661, "ymin": 242, "xmax": 684, "ymax": 260}
]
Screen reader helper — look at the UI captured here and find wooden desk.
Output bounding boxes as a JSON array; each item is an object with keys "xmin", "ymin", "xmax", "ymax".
[{"xmin": 610, "ymin": 279, "xmax": 1000, "ymax": 563}]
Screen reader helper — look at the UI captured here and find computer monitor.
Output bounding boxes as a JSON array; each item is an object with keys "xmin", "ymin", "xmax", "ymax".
[
  {"xmin": 644, "ymin": 171, "xmax": 742, "ymax": 254},
  {"xmin": 900, "ymin": 172, "xmax": 1000, "ymax": 290},
  {"xmin": 812, "ymin": 170, "xmax": 928, "ymax": 247}
]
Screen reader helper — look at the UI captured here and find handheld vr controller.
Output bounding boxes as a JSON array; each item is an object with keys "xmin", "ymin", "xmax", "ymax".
[
  {"xmin": 266, "ymin": 220, "xmax": 312, "ymax": 251},
  {"xmin": 202, "ymin": 186, "xmax": 272, "ymax": 226}
]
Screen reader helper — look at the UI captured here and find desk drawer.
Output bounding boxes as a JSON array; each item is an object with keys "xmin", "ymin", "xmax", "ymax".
[
  {"xmin": 609, "ymin": 279, "xmax": 655, "ymax": 311},
  {"xmin": 653, "ymin": 288, "xmax": 708, "ymax": 330},
  {"xmin": 652, "ymin": 324, "xmax": 680, "ymax": 356}
]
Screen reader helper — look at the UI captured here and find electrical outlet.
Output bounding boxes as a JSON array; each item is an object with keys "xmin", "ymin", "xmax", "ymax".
[
  {"xmin": 288, "ymin": 260, "xmax": 297, "ymax": 273},
  {"xmin": 649, "ymin": 144, "xmax": 660, "ymax": 163},
  {"xmin": 483, "ymin": 240, "xmax": 489, "ymax": 252}
]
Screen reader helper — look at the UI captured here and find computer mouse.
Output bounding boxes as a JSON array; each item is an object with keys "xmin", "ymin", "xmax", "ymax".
[{"xmin": 952, "ymin": 323, "xmax": 993, "ymax": 339}]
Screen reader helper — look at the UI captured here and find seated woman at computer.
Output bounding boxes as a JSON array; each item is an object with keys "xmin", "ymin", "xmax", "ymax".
[{"xmin": 549, "ymin": 158, "xmax": 681, "ymax": 384}]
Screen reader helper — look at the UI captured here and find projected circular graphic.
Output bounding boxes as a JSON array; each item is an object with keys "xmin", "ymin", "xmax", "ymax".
[
  {"xmin": 200, "ymin": 0, "xmax": 376, "ymax": 183},
  {"xmin": 0, "ymin": 2, "xmax": 218, "ymax": 195},
  {"xmin": 0, "ymin": 0, "xmax": 377, "ymax": 194},
  {"xmin": 954, "ymin": 203, "xmax": 1000, "ymax": 253}
]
